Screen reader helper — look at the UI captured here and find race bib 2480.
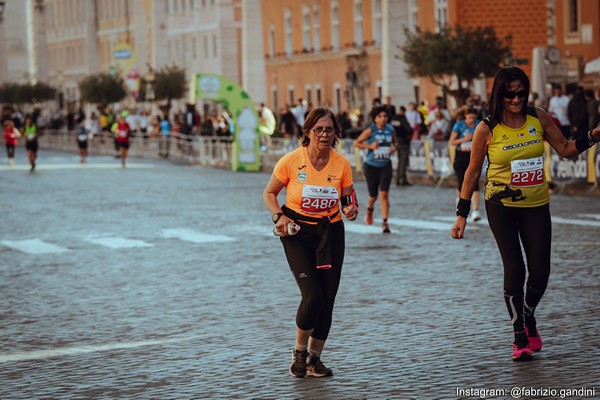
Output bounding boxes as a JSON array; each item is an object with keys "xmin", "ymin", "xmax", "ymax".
[
  {"xmin": 301, "ymin": 185, "xmax": 338, "ymax": 213},
  {"xmin": 510, "ymin": 156, "xmax": 544, "ymax": 187}
]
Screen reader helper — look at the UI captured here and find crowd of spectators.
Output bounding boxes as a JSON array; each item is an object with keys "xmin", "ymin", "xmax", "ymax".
[{"xmin": 2, "ymin": 83, "xmax": 599, "ymax": 150}]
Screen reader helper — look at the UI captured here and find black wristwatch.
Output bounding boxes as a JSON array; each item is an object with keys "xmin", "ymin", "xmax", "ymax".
[{"xmin": 272, "ymin": 212, "xmax": 284, "ymax": 224}]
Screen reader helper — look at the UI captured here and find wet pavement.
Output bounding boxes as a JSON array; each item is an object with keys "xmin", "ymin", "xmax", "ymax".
[{"xmin": 0, "ymin": 151, "xmax": 598, "ymax": 399}]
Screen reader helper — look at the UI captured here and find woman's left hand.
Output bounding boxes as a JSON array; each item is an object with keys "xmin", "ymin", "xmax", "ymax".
[
  {"xmin": 591, "ymin": 127, "xmax": 600, "ymax": 142},
  {"xmin": 342, "ymin": 204, "xmax": 358, "ymax": 221}
]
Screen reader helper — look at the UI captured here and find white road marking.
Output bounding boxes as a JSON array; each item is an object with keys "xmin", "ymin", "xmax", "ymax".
[
  {"xmin": 436, "ymin": 215, "xmax": 600, "ymax": 228},
  {"xmin": 235, "ymin": 225, "xmax": 277, "ymax": 237},
  {"xmin": 0, "ymin": 336, "xmax": 198, "ymax": 363},
  {"xmin": 84, "ymin": 237, "xmax": 153, "ymax": 249},
  {"xmin": 578, "ymin": 214, "xmax": 600, "ymax": 221},
  {"xmin": 552, "ymin": 216, "xmax": 600, "ymax": 227},
  {"xmin": 345, "ymin": 224, "xmax": 385, "ymax": 234},
  {"xmin": 433, "ymin": 215, "xmax": 488, "ymax": 225},
  {"xmin": 1, "ymin": 239, "xmax": 68, "ymax": 254},
  {"xmin": 162, "ymin": 229, "xmax": 235, "ymax": 243}
]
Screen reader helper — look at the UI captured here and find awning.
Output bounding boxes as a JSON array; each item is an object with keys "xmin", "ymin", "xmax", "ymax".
[{"xmin": 584, "ymin": 57, "xmax": 600, "ymax": 74}]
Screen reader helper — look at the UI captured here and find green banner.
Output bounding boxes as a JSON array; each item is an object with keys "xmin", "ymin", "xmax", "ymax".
[{"xmin": 190, "ymin": 74, "xmax": 260, "ymax": 172}]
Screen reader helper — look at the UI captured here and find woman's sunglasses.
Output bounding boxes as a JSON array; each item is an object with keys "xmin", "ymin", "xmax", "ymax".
[{"xmin": 502, "ymin": 90, "xmax": 528, "ymax": 99}]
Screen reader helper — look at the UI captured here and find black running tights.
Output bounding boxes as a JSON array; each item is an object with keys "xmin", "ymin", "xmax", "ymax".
[
  {"xmin": 486, "ymin": 202, "xmax": 551, "ymax": 332},
  {"xmin": 281, "ymin": 221, "xmax": 345, "ymax": 341}
]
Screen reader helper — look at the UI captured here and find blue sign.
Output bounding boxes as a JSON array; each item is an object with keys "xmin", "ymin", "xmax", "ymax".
[{"xmin": 114, "ymin": 49, "xmax": 132, "ymax": 59}]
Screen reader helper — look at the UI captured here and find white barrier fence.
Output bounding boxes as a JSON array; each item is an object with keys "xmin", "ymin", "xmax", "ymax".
[{"xmin": 37, "ymin": 129, "xmax": 600, "ymax": 192}]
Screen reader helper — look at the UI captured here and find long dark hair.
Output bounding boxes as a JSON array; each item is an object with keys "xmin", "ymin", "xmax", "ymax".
[
  {"xmin": 300, "ymin": 107, "xmax": 341, "ymax": 148},
  {"xmin": 487, "ymin": 66, "xmax": 530, "ymax": 124}
]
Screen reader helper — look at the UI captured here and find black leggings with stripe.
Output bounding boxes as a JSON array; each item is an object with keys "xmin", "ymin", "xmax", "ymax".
[
  {"xmin": 486, "ymin": 201, "xmax": 551, "ymax": 332},
  {"xmin": 280, "ymin": 221, "xmax": 345, "ymax": 341}
]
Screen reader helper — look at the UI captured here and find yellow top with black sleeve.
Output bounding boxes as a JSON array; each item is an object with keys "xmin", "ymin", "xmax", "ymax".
[
  {"xmin": 273, "ymin": 146, "xmax": 353, "ymax": 223},
  {"xmin": 484, "ymin": 107, "xmax": 549, "ymax": 208}
]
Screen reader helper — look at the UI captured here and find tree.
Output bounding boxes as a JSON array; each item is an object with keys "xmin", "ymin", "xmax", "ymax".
[
  {"xmin": 21, "ymin": 83, "xmax": 57, "ymax": 105},
  {"xmin": 400, "ymin": 25, "xmax": 512, "ymax": 106},
  {"xmin": 153, "ymin": 65, "xmax": 187, "ymax": 116},
  {"xmin": 78, "ymin": 73, "xmax": 128, "ymax": 109},
  {"xmin": 0, "ymin": 83, "xmax": 23, "ymax": 106},
  {"xmin": 0, "ymin": 82, "xmax": 56, "ymax": 108}
]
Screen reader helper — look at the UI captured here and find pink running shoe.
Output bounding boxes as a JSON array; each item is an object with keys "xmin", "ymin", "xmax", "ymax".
[
  {"xmin": 512, "ymin": 343, "xmax": 533, "ymax": 361},
  {"xmin": 526, "ymin": 328, "xmax": 542, "ymax": 352}
]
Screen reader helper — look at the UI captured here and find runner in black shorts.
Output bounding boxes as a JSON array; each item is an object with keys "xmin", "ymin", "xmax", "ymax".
[
  {"xmin": 24, "ymin": 116, "xmax": 39, "ymax": 171},
  {"xmin": 354, "ymin": 106, "xmax": 396, "ymax": 233},
  {"xmin": 449, "ymin": 107, "xmax": 482, "ymax": 222}
]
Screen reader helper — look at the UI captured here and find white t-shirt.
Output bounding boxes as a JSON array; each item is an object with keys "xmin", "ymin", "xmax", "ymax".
[
  {"xmin": 405, "ymin": 109, "xmax": 422, "ymax": 129},
  {"xmin": 548, "ymin": 95, "xmax": 570, "ymax": 126}
]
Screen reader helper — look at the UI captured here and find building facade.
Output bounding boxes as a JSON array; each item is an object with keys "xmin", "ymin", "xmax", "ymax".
[
  {"xmin": 0, "ymin": 1, "xmax": 34, "ymax": 84},
  {"xmin": 0, "ymin": 0, "xmax": 599, "ymax": 116},
  {"xmin": 260, "ymin": 0, "xmax": 416, "ymax": 115},
  {"xmin": 26, "ymin": 0, "xmax": 244, "ymax": 111},
  {"xmin": 260, "ymin": 0, "xmax": 600, "ymax": 113}
]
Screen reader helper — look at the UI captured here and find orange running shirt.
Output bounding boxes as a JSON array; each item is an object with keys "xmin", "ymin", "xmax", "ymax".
[{"xmin": 273, "ymin": 146, "xmax": 354, "ymax": 223}]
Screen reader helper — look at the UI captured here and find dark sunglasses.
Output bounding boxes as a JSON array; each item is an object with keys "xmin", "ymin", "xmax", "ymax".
[{"xmin": 502, "ymin": 90, "xmax": 528, "ymax": 99}]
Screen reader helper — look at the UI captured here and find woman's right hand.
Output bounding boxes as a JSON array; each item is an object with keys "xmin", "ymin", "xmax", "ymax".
[
  {"xmin": 451, "ymin": 216, "xmax": 467, "ymax": 239},
  {"xmin": 274, "ymin": 215, "xmax": 294, "ymax": 236}
]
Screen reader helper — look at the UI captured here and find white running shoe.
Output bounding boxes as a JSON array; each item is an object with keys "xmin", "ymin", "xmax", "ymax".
[{"xmin": 471, "ymin": 210, "xmax": 481, "ymax": 222}]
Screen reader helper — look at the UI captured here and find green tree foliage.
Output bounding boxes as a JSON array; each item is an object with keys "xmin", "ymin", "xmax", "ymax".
[
  {"xmin": 78, "ymin": 73, "xmax": 127, "ymax": 108},
  {"xmin": 0, "ymin": 82, "xmax": 56, "ymax": 106},
  {"xmin": 0, "ymin": 83, "xmax": 22, "ymax": 105},
  {"xmin": 27, "ymin": 83, "xmax": 57, "ymax": 104},
  {"xmin": 153, "ymin": 65, "xmax": 187, "ymax": 115},
  {"xmin": 400, "ymin": 25, "xmax": 511, "ymax": 106}
]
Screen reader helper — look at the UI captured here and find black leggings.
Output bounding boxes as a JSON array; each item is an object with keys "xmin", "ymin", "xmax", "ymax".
[
  {"xmin": 6, "ymin": 144, "xmax": 15, "ymax": 158},
  {"xmin": 281, "ymin": 221, "xmax": 345, "ymax": 341},
  {"xmin": 486, "ymin": 202, "xmax": 551, "ymax": 331}
]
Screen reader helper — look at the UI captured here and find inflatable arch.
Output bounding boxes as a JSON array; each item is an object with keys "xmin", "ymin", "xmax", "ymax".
[{"xmin": 189, "ymin": 74, "xmax": 260, "ymax": 172}]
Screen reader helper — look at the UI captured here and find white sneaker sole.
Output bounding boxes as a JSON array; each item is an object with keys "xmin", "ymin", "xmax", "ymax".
[{"xmin": 306, "ymin": 369, "xmax": 333, "ymax": 377}]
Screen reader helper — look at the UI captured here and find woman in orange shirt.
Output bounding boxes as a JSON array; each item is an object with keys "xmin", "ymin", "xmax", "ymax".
[{"xmin": 263, "ymin": 107, "xmax": 358, "ymax": 378}]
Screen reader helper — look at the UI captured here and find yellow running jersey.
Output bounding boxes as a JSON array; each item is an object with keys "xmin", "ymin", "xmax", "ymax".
[
  {"xmin": 273, "ymin": 146, "xmax": 353, "ymax": 223},
  {"xmin": 485, "ymin": 107, "xmax": 549, "ymax": 208}
]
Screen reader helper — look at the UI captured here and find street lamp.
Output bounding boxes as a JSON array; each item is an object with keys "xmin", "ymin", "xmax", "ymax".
[
  {"xmin": 145, "ymin": 62, "xmax": 155, "ymax": 102},
  {"xmin": 0, "ymin": 0, "xmax": 6, "ymax": 83}
]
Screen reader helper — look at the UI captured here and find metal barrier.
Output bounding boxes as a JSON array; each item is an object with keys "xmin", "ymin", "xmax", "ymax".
[
  {"xmin": 38, "ymin": 129, "xmax": 234, "ymax": 168},
  {"xmin": 35, "ymin": 129, "xmax": 600, "ymax": 195},
  {"xmin": 37, "ymin": 130, "xmax": 354, "ymax": 172}
]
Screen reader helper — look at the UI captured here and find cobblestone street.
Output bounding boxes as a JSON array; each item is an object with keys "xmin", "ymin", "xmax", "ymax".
[{"xmin": 0, "ymin": 151, "xmax": 598, "ymax": 399}]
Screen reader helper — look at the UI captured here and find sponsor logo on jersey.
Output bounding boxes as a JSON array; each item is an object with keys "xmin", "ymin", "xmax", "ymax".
[
  {"xmin": 528, "ymin": 126, "xmax": 539, "ymax": 136},
  {"xmin": 502, "ymin": 139, "xmax": 542, "ymax": 151}
]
